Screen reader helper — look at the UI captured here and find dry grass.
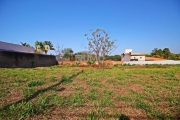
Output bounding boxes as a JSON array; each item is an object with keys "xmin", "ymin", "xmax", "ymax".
[{"xmin": 0, "ymin": 65, "xmax": 180, "ymax": 120}]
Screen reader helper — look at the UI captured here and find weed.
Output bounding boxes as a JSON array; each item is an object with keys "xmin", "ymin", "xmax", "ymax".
[
  {"xmin": 75, "ymin": 62, "xmax": 80, "ymax": 67},
  {"xmin": 86, "ymin": 79, "xmax": 102, "ymax": 87},
  {"xmin": 49, "ymin": 76, "xmax": 57, "ymax": 82},
  {"xmin": 61, "ymin": 75, "xmax": 72, "ymax": 84},
  {"xmin": 97, "ymin": 109, "xmax": 106, "ymax": 118},
  {"xmin": 87, "ymin": 60, "xmax": 96, "ymax": 66},
  {"xmin": 116, "ymin": 95, "xmax": 131, "ymax": 102},
  {"xmin": 69, "ymin": 93, "xmax": 84, "ymax": 106},
  {"xmin": 22, "ymin": 88, "xmax": 36, "ymax": 97},
  {"xmin": 123, "ymin": 63, "xmax": 131, "ymax": 66},
  {"xmin": 75, "ymin": 86, "xmax": 84, "ymax": 91},
  {"xmin": 99, "ymin": 97, "xmax": 114, "ymax": 107},
  {"xmin": 103, "ymin": 90, "xmax": 113, "ymax": 98},
  {"xmin": 87, "ymin": 111, "xmax": 97, "ymax": 120},
  {"xmin": 86, "ymin": 88, "xmax": 99, "ymax": 101},
  {"xmin": 14, "ymin": 79, "xmax": 24, "ymax": 83},
  {"xmin": 51, "ymin": 94, "xmax": 68, "ymax": 106},
  {"xmin": 27, "ymin": 80, "xmax": 45, "ymax": 87},
  {"xmin": 113, "ymin": 64, "xmax": 119, "ymax": 67}
]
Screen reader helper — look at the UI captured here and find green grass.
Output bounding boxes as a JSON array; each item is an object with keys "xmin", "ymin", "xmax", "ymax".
[
  {"xmin": 0, "ymin": 65, "xmax": 180, "ymax": 119},
  {"xmin": 27, "ymin": 80, "xmax": 46, "ymax": 87}
]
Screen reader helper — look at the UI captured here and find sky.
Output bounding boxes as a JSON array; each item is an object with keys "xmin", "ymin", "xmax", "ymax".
[{"xmin": 0, "ymin": 0, "xmax": 180, "ymax": 55}]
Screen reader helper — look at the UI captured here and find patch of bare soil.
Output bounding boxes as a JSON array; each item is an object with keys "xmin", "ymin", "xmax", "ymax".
[
  {"xmin": 58, "ymin": 61, "xmax": 124, "ymax": 69},
  {"xmin": 24, "ymin": 75, "xmax": 154, "ymax": 120},
  {"xmin": 27, "ymin": 103, "xmax": 153, "ymax": 120},
  {"xmin": 128, "ymin": 84, "xmax": 144, "ymax": 93},
  {"xmin": 145, "ymin": 57, "xmax": 165, "ymax": 61},
  {"xmin": 1, "ymin": 88, "xmax": 24, "ymax": 107}
]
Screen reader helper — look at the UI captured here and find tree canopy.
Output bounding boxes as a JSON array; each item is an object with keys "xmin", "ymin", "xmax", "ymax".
[
  {"xmin": 150, "ymin": 48, "xmax": 180, "ymax": 60},
  {"xmin": 61, "ymin": 48, "xmax": 74, "ymax": 59},
  {"xmin": 35, "ymin": 40, "xmax": 54, "ymax": 54}
]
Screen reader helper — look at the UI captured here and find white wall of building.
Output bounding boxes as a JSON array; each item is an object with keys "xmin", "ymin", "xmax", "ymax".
[
  {"xmin": 124, "ymin": 49, "xmax": 132, "ymax": 53},
  {"xmin": 124, "ymin": 60, "xmax": 180, "ymax": 65},
  {"xmin": 131, "ymin": 56, "xmax": 145, "ymax": 61},
  {"xmin": 0, "ymin": 41, "xmax": 35, "ymax": 53},
  {"xmin": 121, "ymin": 55, "xmax": 131, "ymax": 61}
]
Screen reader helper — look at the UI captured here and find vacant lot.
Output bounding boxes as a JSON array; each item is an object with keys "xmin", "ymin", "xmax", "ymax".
[{"xmin": 0, "ymin": 65, "xmax": 180, "ymax": 120}]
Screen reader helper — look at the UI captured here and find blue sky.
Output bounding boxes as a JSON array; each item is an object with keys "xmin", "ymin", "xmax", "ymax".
[{"xmin": 0, "ymin": 0, "xmax": 180, "ymax": 55}]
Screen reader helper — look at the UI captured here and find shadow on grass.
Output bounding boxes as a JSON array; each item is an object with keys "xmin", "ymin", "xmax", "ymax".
[
  {"xmin": 0, "ymin": 70, "xmax": 83, "ymax": 112},
  {"xmin": 119, "ymin": 114, "xmax": 130, "ymax": 120}
]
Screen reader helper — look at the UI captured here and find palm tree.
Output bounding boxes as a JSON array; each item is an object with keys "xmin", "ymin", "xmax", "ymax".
[
  {"xmin": 20, "ymin": 42, "xmax": 30, "ymax": 47},
  {"xmin": 43, "ymin": 41, "xmax": 55, "ymax": 54},
  {"xmin": 35, "ymin": 41, "xmax": 44, "ymax": 53},
  {"xmin": 43, "ymin": 41, "xmax": 54, "ymax": 50},
  {"xmin": 35, "ymin": 40, "xmax": 54, "ymax": 54}
]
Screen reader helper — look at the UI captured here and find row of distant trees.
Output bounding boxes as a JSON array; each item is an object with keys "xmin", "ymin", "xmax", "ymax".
[
  {"xmin": 147, "ymin": 48, "xmax": 180, "ymax": 60},
  {"xmin": 20, "ymin": 41, "xmax": 180, "ymax": 61}
]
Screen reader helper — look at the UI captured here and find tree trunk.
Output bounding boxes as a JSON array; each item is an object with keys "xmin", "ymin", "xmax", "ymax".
[{"xmin": 97, "ymin": 55, "xmax": 101, "ymax": 68}]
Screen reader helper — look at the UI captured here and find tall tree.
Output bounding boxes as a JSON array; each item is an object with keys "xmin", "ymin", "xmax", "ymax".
[
  {"xmin": 34, "ymin": 40, "xmax": 54, "ymax": 54},
  {"xmin": 35, "ymin": 41, "xmax": 43, "ymax": 53},
  {"xmin": 61, "ymin": 48, "xmax": 74, "ymax": 60},
  {"xmin": 55, "ymin": 44, "xmax": 63, "ymax": 55},
  {"xmin": 43, "ymin": 41, "xmax": 55, "ymax": 54},
  {"xmin": 85, "ymin": 28, "xmax": 117, "ymax": 67},
  {"xmin": 150, "ymin": 48, "xmax": 158, "ymax": 56},
  {"xmin": 163, "ymin": 48, "xmax": 171, "ymax": 59},
  {"xmin": 157, "ymin": 49, "xmax": 164, "ymax": 57},
  {"xmin": 43, "ymin": 41, "xmax": 54, "ymax": 50}
]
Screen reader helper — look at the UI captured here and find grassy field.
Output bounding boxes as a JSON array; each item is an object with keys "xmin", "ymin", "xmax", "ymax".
[{"xmin": 0, "ymin": 65, "xmax": 180, "ymax": 120}]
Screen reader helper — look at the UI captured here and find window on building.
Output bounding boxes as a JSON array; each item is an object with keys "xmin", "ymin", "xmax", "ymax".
[
  {"xmin": 134, "ymin": 57, "xmax": 135, "ymax": 59},
  {"xmin": 140, "ymin": 57, "xmax": 142, "ymax": 59}
]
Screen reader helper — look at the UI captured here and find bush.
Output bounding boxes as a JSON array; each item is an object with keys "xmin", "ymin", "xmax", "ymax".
[
  {"xmin": 87, "ymin": 60, "xmax": 95, "ymax": 66},
  {"xmin": 113, "ymin": 64, "xmax": 119, "ymax": 67},
  {"xmin": 75, "ymin": 62, "xmax": 80, "ymax": 67}
]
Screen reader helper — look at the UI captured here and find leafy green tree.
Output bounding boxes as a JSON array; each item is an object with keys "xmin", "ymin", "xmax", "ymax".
[
  {"xmin": 170, "ymin": 53, "xmax": 180, "ymax": 60},
  {"xmin": 85, "ymin": 28, "xmax": 117, "ymax": 67},
  {"xmin": 157, "ymin": 49, "xmax": 164, "ymax": 57},
  {"xmin": 150, "ymin": 48, "xmax": 158, "ymax": 56},
  {"xmin": 150, "ymin": 47, "xmax": 179, "ymax": 60},
  {"xmin": 105, "ymin": 55, "xmax": 121, "ymax": 61},
  {"xmin": 61, "ymin": 48, "xmax": 74, "ymax": 60},
  {"xmin": 163, "ymin": 48, "xmax": 171, "ymax": 59},
  {"xmin": 177, "ymin": 54, "xmax": 180, "ymax": 60}
]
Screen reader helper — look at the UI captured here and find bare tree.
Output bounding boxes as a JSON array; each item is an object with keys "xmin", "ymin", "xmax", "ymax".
[
  {"xmin": 55, "ymin": 44, "xmax": 63, "ymax": 56},
  {"xmin": 85, "ymin": 28, "xmax": 117, "ymax": 68}
]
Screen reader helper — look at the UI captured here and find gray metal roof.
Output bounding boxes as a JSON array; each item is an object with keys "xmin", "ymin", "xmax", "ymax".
[{"xmin": 0, "ymin": 41, "xmax": 35, "ymax": 53}]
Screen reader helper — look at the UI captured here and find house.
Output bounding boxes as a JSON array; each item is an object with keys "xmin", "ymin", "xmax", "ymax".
[
  {"xmin": 121, "ymin": 49, "xmax": 146, "ymax": 61},
  {"xmin": 0, "ymin": 41, "xmax": 35, "ymax": 53}
]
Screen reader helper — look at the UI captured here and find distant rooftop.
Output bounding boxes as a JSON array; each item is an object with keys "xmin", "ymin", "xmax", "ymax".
[
  {"xmin": 0, "ymin": 41, "xmax": 35, "ymax": 53},
  {"xmin": 131, "ymin": 52, "xmax": 147, "ymax": 56}
]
